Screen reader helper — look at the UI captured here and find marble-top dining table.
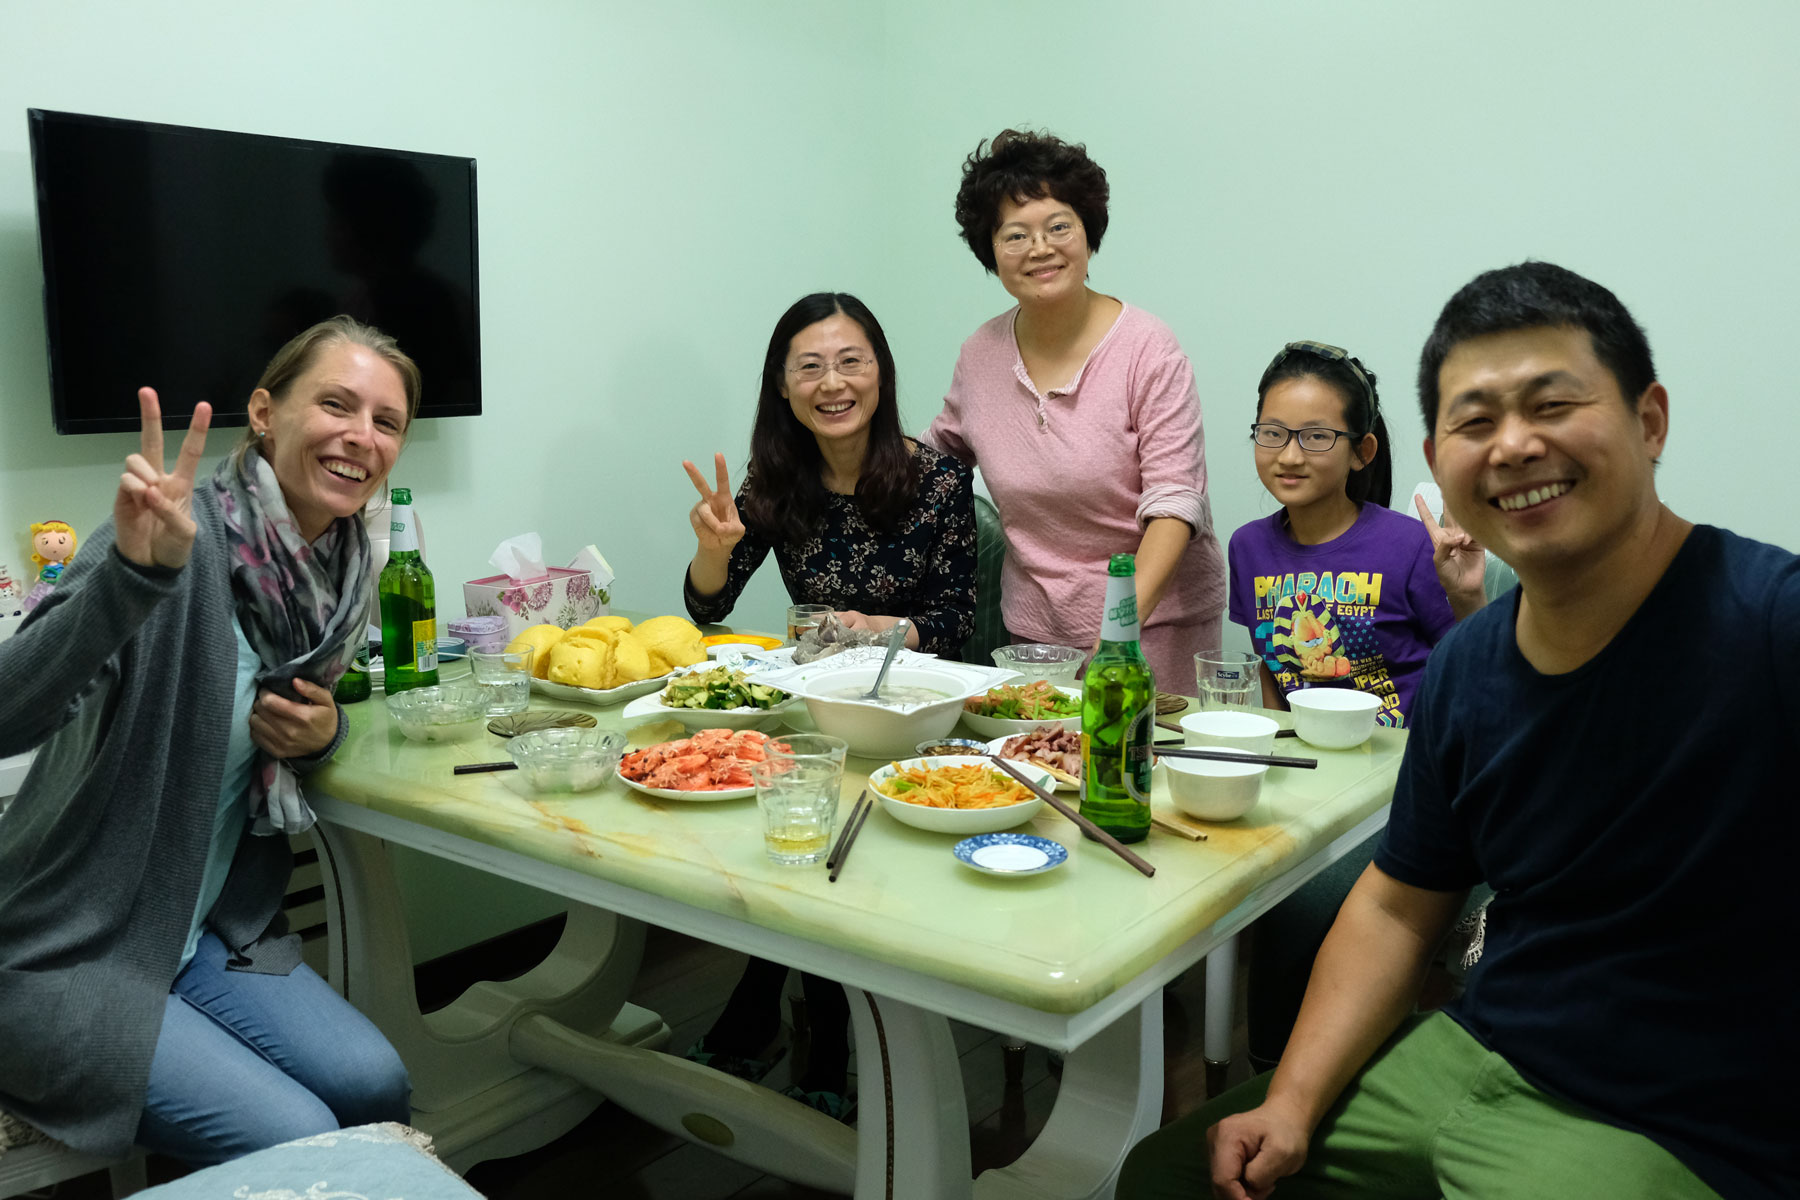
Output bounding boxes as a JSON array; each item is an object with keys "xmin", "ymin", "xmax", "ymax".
[{"xmin": 308, "ymin": 669, "xmax": 1403, "ymax": 1199}]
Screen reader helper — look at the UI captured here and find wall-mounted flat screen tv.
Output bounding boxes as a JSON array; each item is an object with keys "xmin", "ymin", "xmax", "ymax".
[{"xmin": 28, "ymin": 109, "xmax": 480, "ymax": 434}]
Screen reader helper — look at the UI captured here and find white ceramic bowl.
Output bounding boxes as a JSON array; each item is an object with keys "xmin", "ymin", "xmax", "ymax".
[
  {"xmin": 868, "ymin": 755, "xmax": 1050, "ymax": 833},
  {"xmin": 1179, "ymin": 710, "xmax": 1279, "ymax": 756},
  {"xmin": 957, "ymin": 685, "xmax": 1083, "ymax": 740},
  {"xmin": 1163, "ymin": 758, "xmax": 1268, "ymax": 821},
  {"xmin": 385, "ymin": 685, "xmax": 488, "ymax": 743},
  {"xmin": 1287, "ymin": 689, "xmax": 1382, "ymax": 750},
  {"xmin": 801, "ymin": 666, "xmax": 974, "ymax": 758},
  {"xmin": 505, "ymin": 728, "xmax": 626, "ymax": 793},
  {"xmin": 989, "ymin": 643, "xmax": 1085, "ymax": 686}
]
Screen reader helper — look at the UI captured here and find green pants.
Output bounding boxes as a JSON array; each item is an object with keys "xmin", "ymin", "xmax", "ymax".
[{"xmin": 1118, "ymin": 1012, "xmax": 1720, "ymax": 1200}]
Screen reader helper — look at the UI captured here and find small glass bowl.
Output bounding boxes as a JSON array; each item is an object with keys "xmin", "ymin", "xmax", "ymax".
[
  {"xmin": 385, "ymin": 685, "xmax": 488, "ymax": 743},
  {"xmin": 506, "ymin": 728, "xmax": 626, "ymax": 793},
  {"xmin": 990, "ymin": 643, "xmax": 1085, "ymax": 686}
]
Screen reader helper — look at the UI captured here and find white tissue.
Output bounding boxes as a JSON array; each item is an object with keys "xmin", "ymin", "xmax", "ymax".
[{"xmin": 489, "ymin": 533, "xmax": 549, "ymax": 582}]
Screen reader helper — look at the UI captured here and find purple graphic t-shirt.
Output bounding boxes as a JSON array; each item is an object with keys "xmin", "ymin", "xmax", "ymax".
[{"xmin": 1227, "ymin": 504, "xmax": 1454, "ymax": 728}]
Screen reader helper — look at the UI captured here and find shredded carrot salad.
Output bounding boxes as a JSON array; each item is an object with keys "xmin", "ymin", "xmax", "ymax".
[{"xmin": 874, "ymin": 763, "xmax": 1034, "ymax": 809}]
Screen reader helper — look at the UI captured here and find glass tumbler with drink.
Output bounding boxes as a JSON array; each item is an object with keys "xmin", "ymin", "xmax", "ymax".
[
  {"xmin": 752, "ymin": 734, "xmax": 849, "ymax": 865},
  {"xmin": 470, "ymin": 647, "xmax": 533, "ymax": 716},
  {"xmin": 1195, "ymin": 650, "xmax": 1260, "ymax": 709},
  {"xmin": 786, "ymin": 603, "xmax": 831, "ymax": 646}
]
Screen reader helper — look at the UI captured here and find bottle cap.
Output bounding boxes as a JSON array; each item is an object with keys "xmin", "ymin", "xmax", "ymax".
[
  {"xmin": 390, "ymin": 486, "xmax": 413, "ymax": 504},
  {"xmin": 1108, "ymin": 553, "xmax": 1136, "ymax": 577}
]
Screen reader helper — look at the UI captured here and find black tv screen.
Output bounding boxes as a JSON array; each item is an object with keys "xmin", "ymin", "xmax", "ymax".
[{"xmin": 28, "ymin": 109, "xmax": 480, "ymax": 434}]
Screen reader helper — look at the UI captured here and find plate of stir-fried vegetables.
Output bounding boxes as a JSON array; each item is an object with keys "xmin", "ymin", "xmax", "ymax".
[
  {"xmin": 959, "ymin": 682, "xmax": 1082, "ymax": 738},
  {"xmin": 868, "ymin": 755, "xmax": 1055, "ymax": 833}
]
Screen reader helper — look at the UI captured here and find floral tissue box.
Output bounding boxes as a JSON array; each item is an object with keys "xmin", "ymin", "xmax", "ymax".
[{"xmin": 463, "ymin": 567, "xmax": 610, "ymax": 639}]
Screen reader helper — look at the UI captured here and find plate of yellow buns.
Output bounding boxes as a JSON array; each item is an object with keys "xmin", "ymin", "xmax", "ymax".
[{"xmin": 509, "ymin": 615, "xmax": 710, "ymax": 707}]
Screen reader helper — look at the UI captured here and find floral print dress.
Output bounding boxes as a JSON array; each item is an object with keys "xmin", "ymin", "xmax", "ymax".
[{"xmin": 684, "ymin": 443, "xmax": 978, "ymax": 656}]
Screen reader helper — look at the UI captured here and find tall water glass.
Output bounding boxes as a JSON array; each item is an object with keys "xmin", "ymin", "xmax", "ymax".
[
  {"xmin": 1195, "ymin": 650, "xmax": 1260, "ymax": 709},
  {"xmin": 752, "ymin": 734, "xmax": 849, "ymax": 865}
]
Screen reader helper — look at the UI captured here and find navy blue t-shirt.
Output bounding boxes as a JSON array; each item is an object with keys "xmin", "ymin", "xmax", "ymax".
[{"xmin": 1375, "ymin": 525, "xmax": 1799, "ymax": 1200}]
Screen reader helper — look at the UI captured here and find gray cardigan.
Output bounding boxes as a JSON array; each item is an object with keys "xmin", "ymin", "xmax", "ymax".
[{"xmin": 0, "ymin": 487, "xmax": 348, "ymax": 1157}]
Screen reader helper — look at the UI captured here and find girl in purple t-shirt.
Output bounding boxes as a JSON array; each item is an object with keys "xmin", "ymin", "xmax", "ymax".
[
  {"xmin": 1230, "ymin": 341, "xmax": 1489, "ymax": 1073},
  {"xmin": 1227, "ymin": 342, "xmax": 1484, "ymax": 728}
]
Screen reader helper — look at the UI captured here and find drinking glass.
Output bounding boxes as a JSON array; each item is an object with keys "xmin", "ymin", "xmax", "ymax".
[
  {"xmin": 752, "ymin": 734, "xmax": 848, "ymax": 865},
  {"xmin": 470, "ymin": 647, "xmax": 533, "ymax": 716},
  {"xmin": 1195, "ymin": 650, "xmax": 1260, "ymax": 709},
  {"xmin": 786, "ymin": 603, "xmax": 831, "ymax": 646}
]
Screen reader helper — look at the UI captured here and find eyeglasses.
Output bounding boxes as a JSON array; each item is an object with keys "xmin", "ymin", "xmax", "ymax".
[
  {"xmin": 994, "ymin": 219, "xmax": 1080, "ymax": 257},
  {"xmin": 1250, "ymin": 423, "xmax": 1357, "ymax": 452},
  {"xmin": 787, "ymin": 353, "xmax": 875, "ymax": 383}
]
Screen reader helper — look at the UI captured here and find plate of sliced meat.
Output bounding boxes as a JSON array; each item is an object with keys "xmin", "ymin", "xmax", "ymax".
[
  {"xmin": 616, "ymin": 728, "xmax": 785, "ymax": 800},
  {"xmin": 987, "ymin": 726, "xmax": 1082, "ymax": 790}
]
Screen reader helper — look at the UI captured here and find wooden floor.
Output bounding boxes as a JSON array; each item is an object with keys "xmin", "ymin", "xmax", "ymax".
[{"xmin": 50, "ymin": 919, "xmax": 1253, "ymax": 1198}]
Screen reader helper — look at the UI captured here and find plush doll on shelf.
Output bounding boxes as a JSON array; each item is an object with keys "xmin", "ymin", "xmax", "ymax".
[
  {"xmin": 0, "ymin": 562, "xmax": 23, "ymax": 618},
  {"xmin": 22, "ymin": 520, "xmax": 77, "ymax": 614}
]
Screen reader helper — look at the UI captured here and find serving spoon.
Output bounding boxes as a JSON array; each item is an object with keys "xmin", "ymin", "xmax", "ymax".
[{"xmin": 861, "ymin": 619, "xmax": 911, "ymax": 701}]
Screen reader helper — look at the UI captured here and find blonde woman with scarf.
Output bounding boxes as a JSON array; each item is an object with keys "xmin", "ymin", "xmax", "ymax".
[{"xmin": 0, "ymin": 317, "xmax": 418, "ymax": 1164}]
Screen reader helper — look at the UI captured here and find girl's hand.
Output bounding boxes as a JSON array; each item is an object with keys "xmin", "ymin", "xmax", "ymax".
[
  {"xmin": 1413, "ymin": 495, "xmax": 1487, "ymax": 619},
  {"xmin": 683, "ymin": 453, "xmax": 746, "ymax": 557},
  {"xmin": 248, "ymin": 678, "xmax": 339, "ymax": 759},
  {"xmin": 836, "ymin": 611, "xmax": 920, "ymax": 650},
  {"xmin": 115, "ymin": 389, "xmax": 212, "ymax": 570}
]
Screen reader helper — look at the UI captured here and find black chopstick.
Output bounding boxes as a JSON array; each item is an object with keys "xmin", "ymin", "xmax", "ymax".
[
  {"xmin": 988, "ymin": 756, "xmax": 1155, "ymax": 878},
  {"xmin": 453, "ymin": 761, "xmax": 518, "ymax": 775},
  {"xmin": 1152, "ymin": 746, "xmax": 1316, "ymax": 769},
  {"xmin": 828, "ymin": 789, "xmax": 874, "ymax": 883}
]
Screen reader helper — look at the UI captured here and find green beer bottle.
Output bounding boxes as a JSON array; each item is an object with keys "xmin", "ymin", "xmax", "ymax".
[
  {"xmin": 1080, "ymin": 553, "xmax": 1155, "ymax": 842},
  {"xmin": 379, "ymin": 487, "xmax": 438, "ymax": 694}
]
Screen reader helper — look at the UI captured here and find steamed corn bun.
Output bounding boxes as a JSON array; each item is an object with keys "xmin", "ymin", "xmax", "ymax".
[
  {"xmin": 631, "ymin": 615, "xmax": 707, "ymax": 673},
  {"xmin": 548, "ymin": 640, "xmax": 610, "ymax": 690},
  {"xmin": 581, "ymin": 615, "xmax": 633, "ymax": 635},
  {"xmin": 606, "ymin": 632, "xmax": 654, "ymax": 688},
  {"xmin": 507, "ymin": 624, "xmax": 566, "ymax": 679}
]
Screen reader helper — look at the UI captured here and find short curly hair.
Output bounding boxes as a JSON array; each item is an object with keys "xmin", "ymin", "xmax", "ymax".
[{"xmin": 954, "ymin": 129, "xmax": 1109, "ymax": 273}]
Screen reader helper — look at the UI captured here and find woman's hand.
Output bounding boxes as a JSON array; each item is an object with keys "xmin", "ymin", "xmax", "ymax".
[
  {"xmin": 683, "ymin": 453, "xmax": 746, "ymax": 557},
  {"xmin": 248, "ymin": 678, "xmax": 339, "ymax": 759},
  {"xmin": 836, "ymin": 611, "xmax": 920, "ymax": 650},
  {"xmin": 1413, "ymin": 495, "xmax": 1487, "ymax": 620},
  {"xmin": 115, "ymin": 389, "xmax": 212, "ymax": 570}
]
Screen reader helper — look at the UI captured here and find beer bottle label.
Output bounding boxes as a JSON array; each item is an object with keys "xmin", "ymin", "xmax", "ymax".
[
  {"xmin": 1099, "ymin": 574, "xmax": 1140, "ymax": 643},
  {"xmin": 413, "ymin": 618, "xmax": 438, "ymax": 671},
  {"xmin": 390, "ymin": 504, "xmax": 420, "ymax": 553}
]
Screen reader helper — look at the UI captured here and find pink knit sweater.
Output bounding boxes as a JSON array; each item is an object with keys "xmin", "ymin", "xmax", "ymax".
[{"xmin": 923, "ymin": 303, "xmax": 1227, "ymax": 686}]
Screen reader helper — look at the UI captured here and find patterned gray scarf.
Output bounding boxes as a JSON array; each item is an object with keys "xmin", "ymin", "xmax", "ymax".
[{"xmin": 213, "ymin": 445, "xmax": 372, "ymax": 834}]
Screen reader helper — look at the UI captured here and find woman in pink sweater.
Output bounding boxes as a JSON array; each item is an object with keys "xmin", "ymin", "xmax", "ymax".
[{"xmin": 923, "ymin": 129, "xmax": 1226, "ymax": 688}]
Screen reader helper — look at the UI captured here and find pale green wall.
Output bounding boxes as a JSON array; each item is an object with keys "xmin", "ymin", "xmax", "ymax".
[{"xmin": 3, "ymin": 0, "xmax": 1795, "ymax": 949}]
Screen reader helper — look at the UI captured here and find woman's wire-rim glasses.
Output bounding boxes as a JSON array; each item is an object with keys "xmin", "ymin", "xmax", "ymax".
[
  {"xmin": 994, "ymin": 219, "xmax": 1080, "ymax": 257},
  {"xmin": 787, "ymin": 354, "xmax": 875, "ymax": 383}
]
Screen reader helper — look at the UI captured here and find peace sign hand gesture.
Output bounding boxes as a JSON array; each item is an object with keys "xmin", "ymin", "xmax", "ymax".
[
  {"xmin": 683, "ymin": 453, "xmax": 746, "ymax": 558},
  {"xmin": 1413, "ymin": 493, "xmax": 1487, "ymax": 618},
  {"xmin": 115, "ymin": 388, "xmax": 212, "ymax": 570}
]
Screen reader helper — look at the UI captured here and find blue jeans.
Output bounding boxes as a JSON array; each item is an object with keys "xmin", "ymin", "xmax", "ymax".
[{"xmin": 136, "ymin": 931, "xmax": 411, "ymax": 1164}]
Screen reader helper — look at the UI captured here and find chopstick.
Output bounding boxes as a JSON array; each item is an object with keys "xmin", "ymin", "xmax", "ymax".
[
  {"xmin": 987, "ymin": 755, "xmax": 1155, "ymax": 878},
  {"xmin": 453, "ymin": 761, "xmax": 518, "ymax": 775},
  {"xmin": 827, "ymin": 788, "xmax": 874, "ymax": 882},
  {"xmin": 1153, "ymin": 746, "xmax": 1317, "ymax": 769}
]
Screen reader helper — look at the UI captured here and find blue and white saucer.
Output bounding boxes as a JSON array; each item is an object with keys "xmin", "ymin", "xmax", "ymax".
[{"xmin": 953, "ymin": 833, "xmax": 1068, "ymax": 876}]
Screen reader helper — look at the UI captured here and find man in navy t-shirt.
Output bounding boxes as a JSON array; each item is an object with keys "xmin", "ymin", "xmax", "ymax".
[{"xmin": 1119, "ymin": 262, "xmax": 1797, "ymax": 1200}]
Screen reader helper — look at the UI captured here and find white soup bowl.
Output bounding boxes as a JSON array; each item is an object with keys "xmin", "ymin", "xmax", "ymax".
[{"xmin": 1286, "ymin": 689, "xmax": 1381, "ymax": 750}]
